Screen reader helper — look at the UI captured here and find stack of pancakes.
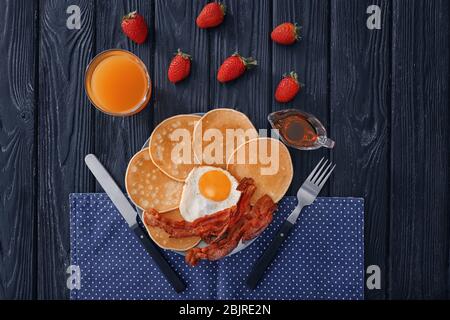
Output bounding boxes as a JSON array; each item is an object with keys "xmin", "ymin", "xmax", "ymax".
[{"xmin": 125, "ymin": 108, "xmax": 293, "ymax": 252}]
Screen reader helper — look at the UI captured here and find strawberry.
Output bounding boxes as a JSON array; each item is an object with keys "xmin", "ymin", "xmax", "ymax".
[
  {"xmin": 275, "ymin": 72, "xmax": 301, "ymax": 103},
  {"xmin": 168, "ymin": 49, "xmax": 192, "ymax": 83},
  {"xmin": 271, "ymin": 22, "xmax": 300, "ymax": 45},
  {"xmin": 121, "ymin": 11, "xmax": 148, "ymax": 44},
  {"xmin": 217, "ymin": 53, "xmax": 257, "ymax": 83},
  {"xmin": 196, "ymin": 2, "xmax": 226, "ymax": 29}
]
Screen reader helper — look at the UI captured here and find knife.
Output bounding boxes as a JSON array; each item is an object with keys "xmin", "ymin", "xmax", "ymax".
[{"xmin": 84, "ymin": 154, "xmax": 186, "ymax": 293}]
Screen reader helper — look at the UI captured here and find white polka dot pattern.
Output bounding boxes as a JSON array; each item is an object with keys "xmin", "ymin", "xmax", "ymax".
[{"xmin": 69, "ymin": 194, "xmax": 364, "ymax": 300}]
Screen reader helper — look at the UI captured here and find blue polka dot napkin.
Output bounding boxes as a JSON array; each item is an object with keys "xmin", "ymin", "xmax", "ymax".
[{"xmin": 69, "ymin": 194, "xmax": 364, "ymax": 300}]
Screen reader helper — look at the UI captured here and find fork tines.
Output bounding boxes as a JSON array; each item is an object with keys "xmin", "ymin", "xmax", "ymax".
[{"xmin": 307, "ymin": 158, "xmax": 336, "ymax": 189}]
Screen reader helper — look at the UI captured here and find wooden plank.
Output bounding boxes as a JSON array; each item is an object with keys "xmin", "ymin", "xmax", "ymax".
[
  {"xmin": 390, "ymin": 0, "xmax": 449, "ymax": 299},
  {"xmin": 38, "ymin": 0, "xmax": 95, "ymax": 299},
  {"xmin": 330, "ymin": 0, "xmax": 391, "ymax": 299},
  {"xmin": 94, "ymin": 0, "xmax": 154, "ymax": 191},
  {"xmin": 0, "ymin": 0, "xmax": 37, "ymax": 299},
  {"xmin": 209, "ymin": 0, "xmax": 271, "ymax": 130},
  {"xmin": 272, "ymin": 0, "xmax": 330, "ymax": 195},
  {"xmin": 153, "ymin": 0, "xmax": 210, "ymax": 123}
]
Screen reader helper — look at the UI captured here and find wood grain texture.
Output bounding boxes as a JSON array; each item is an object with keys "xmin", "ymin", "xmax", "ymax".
[
  {"xmin": 153, "ymin": 0, "xmax": 210, "ymax": 123},
  {"xmin": 0, "ymin": 0, "xmax": 37, "ymax": 299},
  {"xmin": 272, "ymin": 0, "xmax": 330, "ymax": 196},
  {"xmin": 390, "ymin": 0, "xmax": 449, "ymax": 299},
  {"xmin": 94, "ymin": 0, "xmax": 154, "ymax": 191},
  {"xmin": 330, "ymin": 0, "xmax": 391, "ymax": 299},
  {"xmin": 0, "ymin": 0, "xmax": 447, "ymax": 300},
  {"xmin": 209, "ymin": 0, "xmax": 271, "ymax": 130},
  {"xmin": 38, "ymin": 0, "xmax": 95, "ymax": 299}
]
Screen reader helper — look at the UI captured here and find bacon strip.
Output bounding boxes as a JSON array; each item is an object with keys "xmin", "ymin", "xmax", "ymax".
[
  {"xmin": 143, "ymin": 177, "xmax": 277, "ymax": 267},
  {"xmin": 143, "ymin": 178, "xmax": 256, "ymax": 240},
  {"xmin": 241, "ymin": 195, "xmax": 277, "ymax": 241},
  {"xmin": 144, "ymin": 206, "xmax": 234, "ymax": 239},
  {"xmin": 185, "ymin": 221, "xmax": 245, "ymax": 266},
  {"xmin": 185, "ymin": 195, "xmax": 276, "ymax": 266},
  {"xmin": 206, "ymin": 177, "xmax": 256, "ymax": 242}
]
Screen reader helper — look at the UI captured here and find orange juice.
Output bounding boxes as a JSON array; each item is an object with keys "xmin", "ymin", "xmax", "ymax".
[{"xmin": 85, "ymin": 50, "xmax": 151, "ymax": 116}]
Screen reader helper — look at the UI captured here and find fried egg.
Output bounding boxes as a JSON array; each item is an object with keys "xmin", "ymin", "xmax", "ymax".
[{"xmin": 179, "ymin": 166, "xmax": 241, "ymax": 222}]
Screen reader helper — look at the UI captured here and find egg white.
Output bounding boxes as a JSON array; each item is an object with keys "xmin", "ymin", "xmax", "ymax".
[{"xmin": 179, "ymin": 166, "xmax": 241, "ymax": 222}]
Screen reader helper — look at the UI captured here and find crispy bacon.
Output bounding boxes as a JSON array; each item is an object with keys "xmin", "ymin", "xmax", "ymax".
[
  {"xmin": 185, "ymin": 221, "xmax": 245, "ymax": 266},
  {"xmin": 241, "ymin": 195, "xmax": 277, "ymax": 241},
  {"xmin": 143, "ymin": 178, "xmax": 256, "ymax": 240},
  {"xmin": 144, "ymin": 206, "xmax": 234, "ymax": 239},
  {"xmin": 143, "ymin": 177, "xmax": 277, "ymax": 267},
  {"xmin": 185, "ymin": 194, "xmax": 276, "ymax": 266},
  {"xmin": 208, "ymin": 177, "xmax": 256, "ymax": 242}
]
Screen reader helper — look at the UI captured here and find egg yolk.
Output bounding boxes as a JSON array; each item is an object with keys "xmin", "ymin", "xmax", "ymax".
[{"xmin": 198, "ymin": 170, "xmax": 231, "ymax": 202}]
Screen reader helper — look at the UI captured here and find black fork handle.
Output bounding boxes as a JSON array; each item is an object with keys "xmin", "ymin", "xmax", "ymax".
[{"xmin": 246, "ymin": 220, "xmax": 295, "ymax": 289}]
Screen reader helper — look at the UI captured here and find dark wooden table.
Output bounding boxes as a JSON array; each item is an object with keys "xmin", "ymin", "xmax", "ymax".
[{"xmin": 0, "ymin": 0, "xmax": 448, "ymax": 300}]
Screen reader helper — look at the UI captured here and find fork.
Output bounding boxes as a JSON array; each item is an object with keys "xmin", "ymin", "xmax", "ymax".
[{"xmin": 246, "ymin": 158, "xmax": 335, "ymax": 289}]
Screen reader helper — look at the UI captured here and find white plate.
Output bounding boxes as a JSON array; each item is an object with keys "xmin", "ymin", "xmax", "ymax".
[{"xmin": 135, "ymin": 113, "xmax": 257, "ymax": 257}]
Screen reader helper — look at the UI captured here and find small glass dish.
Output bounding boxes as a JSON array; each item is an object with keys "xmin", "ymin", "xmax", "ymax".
[{"xmin": 268, "ymin": 109, "xmax": 335, "ymax": 150}]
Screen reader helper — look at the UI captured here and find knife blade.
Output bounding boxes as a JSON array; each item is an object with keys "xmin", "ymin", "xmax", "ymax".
[
  {"xmin": 85, "ymin": 154, "xmax": 137, "ymax": 227},
  {"xmin": 84, "ymin": 154, "xmax": 186, "ymax": 293}
]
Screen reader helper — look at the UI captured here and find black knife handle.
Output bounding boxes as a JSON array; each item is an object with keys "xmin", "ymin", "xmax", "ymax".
[
  {"xmin": 246, "ymin": 220, "xmax": 295, "ymax": 290},
  {"xmin": 131, "ymin": 224, "xmax": 186, "ymax": 293}
]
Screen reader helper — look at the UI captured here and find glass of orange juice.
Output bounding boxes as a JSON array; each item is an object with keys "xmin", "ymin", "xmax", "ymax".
[{"xmin": 85, "ymin": 49, "xmax": 151, "ymax": 116}]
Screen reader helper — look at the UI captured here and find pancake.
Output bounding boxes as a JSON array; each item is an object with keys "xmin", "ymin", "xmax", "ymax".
[
  {"xmin": 143, "ymin": 208, "xmax": 201, "ymax": 251},
  {"xmin": 226, "ymin": 137, "xmax": 293, "ymax": 204},
  {"xmin": 149, "ymin": 114, "xmax": 201, "ymax": 181},
  {"xmin": 193, "ymin": 108, "xmax": 258, "ymax": 169},
  {"xmin": 125, "ymin": 148, "xmax": 183, "ymax": 212}
]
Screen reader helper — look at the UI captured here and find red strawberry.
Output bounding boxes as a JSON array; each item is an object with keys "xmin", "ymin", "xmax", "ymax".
[
  {"xmin": 196, "ymin": 2, "xmax": 226, "ymax": 29},
  {"xmin": 275, "ymin": 72, "xmax": 301, "ymax": 103},
  {"xmin": 217, "ymin": 53, "xmax": 257, "ymax": 83},
  {"xmin": 121, "ymin": 11, "xmax": 148, "ymax": 44},
  {"xmin": 168, "ymin": 49, "xmax": 192, "ymax": 83},
  {"xmin": 271, "ymin": 22, "xmax": 300, "ymax": 45}
]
